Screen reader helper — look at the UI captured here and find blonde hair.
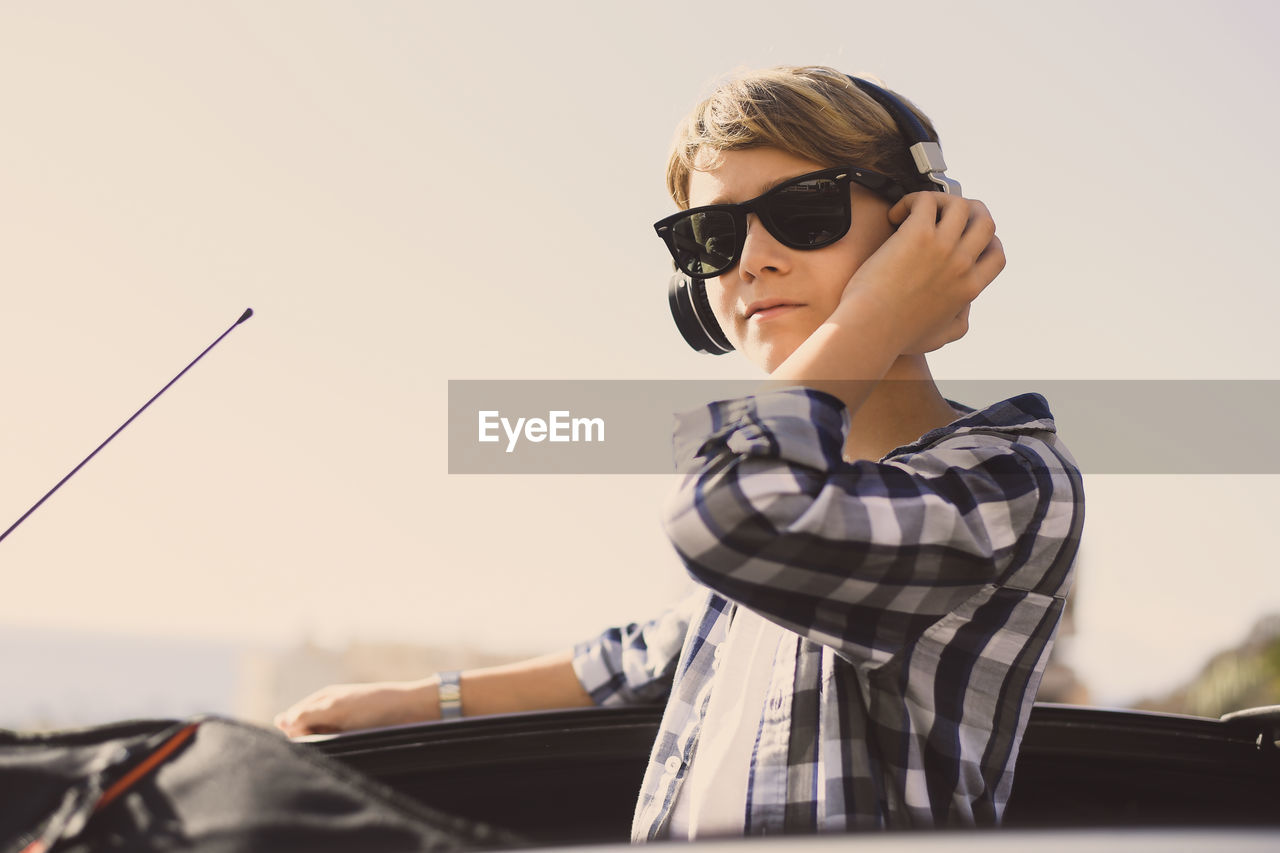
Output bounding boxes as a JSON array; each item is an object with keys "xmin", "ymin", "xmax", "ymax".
[{"xmin": 666, "ymin": 66, "xmax": 939, "ymax": 209}]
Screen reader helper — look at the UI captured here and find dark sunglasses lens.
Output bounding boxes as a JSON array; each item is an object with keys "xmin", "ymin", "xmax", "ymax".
[
  {"xmin": 767, "ymin": 177, "xmax": 848, "ymax": 246},
  {"xmin": 670, "ymin": 210, "xmax": 738, "ymax": 277}
]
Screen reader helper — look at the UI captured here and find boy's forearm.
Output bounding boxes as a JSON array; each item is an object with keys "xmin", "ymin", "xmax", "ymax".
[
  {"xmin": 768, "ymin": 289, "xmax": 902, "ymax": 416},
  {"xmin": 423, "ymin": 648, "xmax": 595, "ymax": 720}
]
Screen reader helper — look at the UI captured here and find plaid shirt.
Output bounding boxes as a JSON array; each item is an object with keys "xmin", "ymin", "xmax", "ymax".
[{"xmin": 572, "ymin": 388, "xmax": 1083, "ymax": 840}]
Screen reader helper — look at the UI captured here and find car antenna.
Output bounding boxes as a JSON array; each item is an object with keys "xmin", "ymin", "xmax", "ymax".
[{"xmin": 0, "ymin": 307, "xmax": 254, "ymax": 545}]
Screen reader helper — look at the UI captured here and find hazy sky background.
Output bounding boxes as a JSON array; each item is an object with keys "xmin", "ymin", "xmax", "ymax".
[{"xmin": 2, "ymin": 0, "xmax": 1278, "ymax": 714}]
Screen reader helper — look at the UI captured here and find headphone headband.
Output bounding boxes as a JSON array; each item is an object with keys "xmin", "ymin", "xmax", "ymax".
[{"xmin": 846, "ymin": 76, "xmax": 961, "ymax": 196}]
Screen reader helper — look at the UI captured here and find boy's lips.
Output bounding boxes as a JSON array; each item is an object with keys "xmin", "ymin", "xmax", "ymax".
[{"xmin": 745, "ymin": 300, "xmax": 803, "ymax": 321}]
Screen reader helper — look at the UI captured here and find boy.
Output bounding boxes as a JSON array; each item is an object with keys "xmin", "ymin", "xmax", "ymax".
[{"xmin": 276, "ymin": 66, "xmax": 1084, "ymax": 840}]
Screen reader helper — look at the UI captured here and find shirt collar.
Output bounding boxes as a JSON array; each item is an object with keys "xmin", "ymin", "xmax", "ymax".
[{"xmin": 885, "ymin": 392, "xmax": 1058, "ymax": 459}]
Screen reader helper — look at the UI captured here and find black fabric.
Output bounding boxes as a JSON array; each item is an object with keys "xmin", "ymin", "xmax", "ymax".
[{"xmin": 0, "ymin": 715, "xmax": 519, "ymax": 852}]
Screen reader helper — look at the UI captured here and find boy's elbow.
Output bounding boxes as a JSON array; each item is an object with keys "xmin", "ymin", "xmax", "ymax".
[
  {"xmin": 660, "ymin": 478, "xmax": 716, "ymax": 575},
  {"xmin": 661, "ymin": 469, "xmax": 817, "ymax": 583}
]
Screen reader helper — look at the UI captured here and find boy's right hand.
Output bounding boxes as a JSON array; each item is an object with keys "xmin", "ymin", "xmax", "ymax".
[
  {"xmin": 844, "ymin": 192, "xmax": 1005, "ymax": 356},
  {"xmin": 274, "ymin": 678, "xmax": 434, "ymax": 737}
]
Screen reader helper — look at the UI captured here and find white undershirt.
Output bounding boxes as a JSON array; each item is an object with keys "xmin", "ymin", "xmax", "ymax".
[{"xmin": 667, "ymin": 606, "xmax": 785, "ymax": 839}]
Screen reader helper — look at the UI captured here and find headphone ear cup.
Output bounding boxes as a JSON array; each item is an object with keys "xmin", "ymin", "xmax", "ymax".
[{"xmin": 668, "ymin": 272, "xmax": 733, "ymax": 355}]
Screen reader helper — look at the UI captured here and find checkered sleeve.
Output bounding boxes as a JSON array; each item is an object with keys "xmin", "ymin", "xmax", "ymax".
[
  {"xmin": 663, "ymin": 387, "xmax": 1057, "ymax": 668},
  {"xmin": 570, "ymin": 589, "xmax": 702, "ymax": 706}
]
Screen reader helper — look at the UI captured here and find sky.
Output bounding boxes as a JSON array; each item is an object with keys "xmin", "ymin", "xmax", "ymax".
[{"xmin": 2, "ymin": 0, "xmax": 1278, "ymax": 715}]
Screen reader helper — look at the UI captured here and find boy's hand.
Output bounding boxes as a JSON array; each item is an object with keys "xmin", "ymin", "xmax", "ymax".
[
  {"xmin": 846, "ymin": 192, "xmax": 1004, "ymax": 355},
  {"xmin": 274, "ymin": 678, "xmax": 434, "ymax": 737}
]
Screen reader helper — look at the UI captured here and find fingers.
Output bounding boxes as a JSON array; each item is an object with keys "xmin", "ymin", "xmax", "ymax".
[
  {"xmin": 274, "ymin": 706, "xmax": 322, "ymax": 738},
  {"xmin": 273, "ymin": 687, "xmax": 346, "ymax": 737},
  {"xmin": 888, "ymin": 193, "xmax": 994, "ymax": 247},
  {"xmin": 273, "ymin": 680, "xmax": 429, "ymax": 738},
  {"xmin": 955, "ymin": 200, "xmax": 996, "ymax": 267},
  {"xmin": 888, "ymin": 192, "xmax": 1000, "ymax": 293},
  {"xmin": 886, "ymin": 191, "xmax": 932, "ymax": 227},
  {"xmin": 973, "ymin": 234, "xmax": 1007, "ymax": 285},
  {"xmin": 887, "ymin": 190, "xmax": 960, "ymax": 228},
  {"xmin": 275, "ymin": 712, "xmax": 308, "ymax": 737}
]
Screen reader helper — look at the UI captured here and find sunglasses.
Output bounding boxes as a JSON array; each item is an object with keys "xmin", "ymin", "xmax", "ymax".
[{"xmin": 653, "ymin": 165, "xmax": 905, "ymax": 280}]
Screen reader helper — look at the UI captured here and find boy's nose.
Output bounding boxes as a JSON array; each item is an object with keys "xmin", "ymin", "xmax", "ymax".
[{"xmin": 737, "ymin": 215, "xmax": 789, "ymax": 282}]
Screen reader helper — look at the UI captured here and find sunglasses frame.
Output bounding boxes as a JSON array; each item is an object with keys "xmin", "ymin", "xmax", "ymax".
[{"xmin": 653, "ymin": 165, "xmax": 906, "ymax": 281}]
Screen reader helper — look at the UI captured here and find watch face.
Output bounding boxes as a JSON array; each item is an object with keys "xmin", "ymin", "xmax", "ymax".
[{"xmin": 439, "ymin": 684, "xmax": 461, "ymax": 702}]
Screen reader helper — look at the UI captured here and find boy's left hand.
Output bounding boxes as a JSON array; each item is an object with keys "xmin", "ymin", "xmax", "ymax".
[{"xmin": 845, "ymin": 192, "xmax": 1005, "ymax": 355}]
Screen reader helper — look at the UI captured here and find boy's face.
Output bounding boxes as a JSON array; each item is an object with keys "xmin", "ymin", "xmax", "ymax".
[{"xmin": 688, "ymin": 147, "xmax": 895, "ymax": 373}]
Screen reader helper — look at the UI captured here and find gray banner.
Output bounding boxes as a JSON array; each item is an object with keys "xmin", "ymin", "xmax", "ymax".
[{"xmin": 447, "ymin": 380, "xmax": 1280, "ymax": 474}]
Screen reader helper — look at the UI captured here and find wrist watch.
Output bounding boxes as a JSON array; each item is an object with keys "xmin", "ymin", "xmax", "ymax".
[{"xmin": 438, "ymin": 670, "xmax": 463, "ymax": 720}]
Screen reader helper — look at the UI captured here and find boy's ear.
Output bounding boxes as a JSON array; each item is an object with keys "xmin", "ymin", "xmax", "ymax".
[{"xmin": 668, "ymin": 272, "xmax": 733, "ymax": 355}]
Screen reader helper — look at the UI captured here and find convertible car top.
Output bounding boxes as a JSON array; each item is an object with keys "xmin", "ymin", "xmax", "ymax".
[
  {"xmin": 2, "ymin": 703, "xmax": 1276, "ymax": 851},
  {"xmin": 311, "ymin": 702, "xmax": 1280, "ymax": 845}
]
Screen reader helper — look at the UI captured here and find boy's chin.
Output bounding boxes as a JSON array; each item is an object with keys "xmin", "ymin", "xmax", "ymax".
[
  {"xmin": 748, "ymin": 339, "xmax": 803, "ymax": 375},
  {"xmin": 747, "ymin": 346, "xmax": 789, "ymax": 375}
]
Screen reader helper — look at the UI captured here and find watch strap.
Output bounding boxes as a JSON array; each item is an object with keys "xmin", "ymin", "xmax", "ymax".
[{"xmin": 437, "ymin": 670, "xmax": 462, "ymax": 720}]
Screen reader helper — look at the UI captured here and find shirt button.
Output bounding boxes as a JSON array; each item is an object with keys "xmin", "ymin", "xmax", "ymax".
[{"xmin": 664, "ymin": 755, "xmax": 682, "ymax": 774}]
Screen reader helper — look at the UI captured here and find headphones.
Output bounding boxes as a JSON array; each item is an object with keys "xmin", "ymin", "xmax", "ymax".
[{"xmin": 667, "ymin": 75, "xmax": 961, "ymax": 355}]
